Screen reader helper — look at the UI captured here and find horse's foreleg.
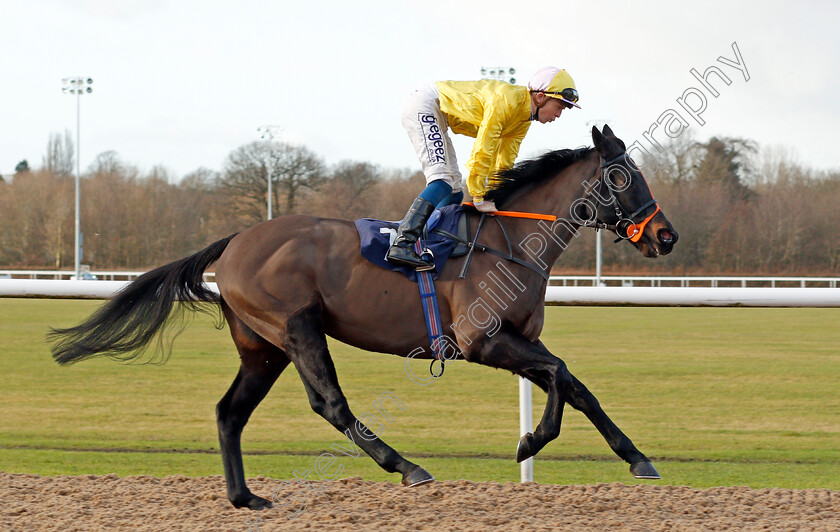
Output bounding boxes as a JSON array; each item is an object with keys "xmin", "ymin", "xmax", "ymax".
[
  {"xmin": 470, "ymin": 331, "xmax": 572, "ymax": 462},
  {"xmin": 565, "ymin": 374, "xmax": 661, "ymax": 479},
  {"xmin": 286, "ymin": 305, "xmax": 434, "ymax": 487}
]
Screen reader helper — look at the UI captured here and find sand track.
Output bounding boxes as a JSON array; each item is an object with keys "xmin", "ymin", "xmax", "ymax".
[{"xmin": 2, "ymin": 472, "xmax": 838, "ymax": 531}]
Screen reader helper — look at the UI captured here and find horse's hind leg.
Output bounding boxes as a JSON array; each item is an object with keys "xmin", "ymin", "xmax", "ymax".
[
  {"xmin": 217, "ymin": 302, "xmax": 291, "ymax": 510},
  {"xmin": 285, "ymin": 304, "xmax": 433, "ymax": 487},
  {"xmin": 565, "ymin": 374, "xmax": 660, "ymax": 479}
]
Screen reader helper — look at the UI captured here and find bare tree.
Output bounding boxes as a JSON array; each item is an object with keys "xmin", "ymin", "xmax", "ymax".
[
  {"xmin": 326, "ymin": 160, "xmax": 380, "ymax": 219},
  {"xmin": 182, "ymin": 167, "xmax": 218, "ymax": 191},
  {"xmin": 272, "ymin": 142, "xmax": 325, "ymax": 215},
  {"xmin": 218, "ymin": 142, "xmax": 272, "ymax": 224},
  {"xmin": 42, "ymin": 131, "xmax": 75, "ymax": 176},
  {"xmin": 0, "ymin": 169, "xmax": 73, "ymax": 267},
  {"xmin": 645, "ymin": 129, "xmax": 701, "ymax": 186},
  {"xmin": 88, "ymin": 150, "xmax": 124, "ymax": 176},
  {"xmin": 218, "ymin": 141, "xmax": 325, "ymax": 225},
  {"xmin": 369, "ymin": 169, "xmax": 427, "ymax": 220}
]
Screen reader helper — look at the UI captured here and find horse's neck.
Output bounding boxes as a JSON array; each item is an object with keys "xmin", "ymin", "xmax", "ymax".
[{"xmin": 502, "ymin": 156, "xmax": 600, "ymax": 266}]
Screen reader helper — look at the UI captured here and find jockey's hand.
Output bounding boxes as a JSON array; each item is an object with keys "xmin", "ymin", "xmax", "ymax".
[{"xmin": 474, "ymin": 199, "xmax": 498, "ymax": 213}]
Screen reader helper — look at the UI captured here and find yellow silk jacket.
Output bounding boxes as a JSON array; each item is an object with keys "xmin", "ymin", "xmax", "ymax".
[{"xmin": 436, "ymin": 79, "xmax": 533, "ymax": 199}]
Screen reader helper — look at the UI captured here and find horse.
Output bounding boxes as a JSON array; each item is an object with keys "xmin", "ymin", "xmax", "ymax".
[{"xmin": 48, "ymin": 125, "xmax": 678, "ymax": 510}]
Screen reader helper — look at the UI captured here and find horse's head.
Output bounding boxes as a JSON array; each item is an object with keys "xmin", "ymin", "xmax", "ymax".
[{"xmin": 584, "ymin": 125, "xmax": 679, "ymax": 258}]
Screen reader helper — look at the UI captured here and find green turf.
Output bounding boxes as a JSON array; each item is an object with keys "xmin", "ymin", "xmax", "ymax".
[{"xmin": 1, "ymin": 299, "xmax": 839, "ymax": 489}]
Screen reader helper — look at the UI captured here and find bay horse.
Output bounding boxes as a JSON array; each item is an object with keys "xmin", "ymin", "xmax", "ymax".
[{"xmin": 49, "ymin": 125, "xmax": 678, "ymax": 510}]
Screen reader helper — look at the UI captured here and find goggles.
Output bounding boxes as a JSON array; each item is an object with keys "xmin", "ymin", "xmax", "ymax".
[{"xmin": 542, "ymin": 87, "xmax": 579, "ymax": 103}]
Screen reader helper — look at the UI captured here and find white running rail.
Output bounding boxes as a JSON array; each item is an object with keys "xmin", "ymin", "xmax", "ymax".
[{"xmin": 548, "ymin": 275, "xmax": 839, "ymax": 288}]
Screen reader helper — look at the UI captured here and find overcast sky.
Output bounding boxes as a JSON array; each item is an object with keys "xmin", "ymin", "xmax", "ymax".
[{"xmin": 1, "ymin": 0, "xmax": 838, "ymax": 180}]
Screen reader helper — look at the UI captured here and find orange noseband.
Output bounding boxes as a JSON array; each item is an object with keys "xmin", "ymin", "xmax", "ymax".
[{"xmin": 627, "ymin": 205, "xmax": 660, "ymax": 242}]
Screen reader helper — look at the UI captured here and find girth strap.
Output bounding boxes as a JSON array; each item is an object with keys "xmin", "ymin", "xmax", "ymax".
[{"xmin": 413, "ymin": 240, "xmax": 447, "ymax": 376}]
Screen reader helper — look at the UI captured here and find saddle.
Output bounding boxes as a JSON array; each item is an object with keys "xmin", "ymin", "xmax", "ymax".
[{"xmin": 354, "ymin": 204, "xmax": 469, "ymax": 281}]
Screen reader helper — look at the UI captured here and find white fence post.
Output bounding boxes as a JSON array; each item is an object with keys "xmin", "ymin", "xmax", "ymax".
[{"xmin": 519, "ymin": 376, "xmax": 533, "ymax": 482}]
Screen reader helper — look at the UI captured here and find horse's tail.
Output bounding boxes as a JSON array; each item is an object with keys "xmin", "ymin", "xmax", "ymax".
[{"xmin": 48, "ymin": 234, "xmax": 237, "ymax": 366}]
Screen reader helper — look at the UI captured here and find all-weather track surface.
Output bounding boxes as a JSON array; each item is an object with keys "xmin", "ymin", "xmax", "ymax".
[{"xmin": 2, "ymin": 473, "xmax": 838, "ymax": 531}]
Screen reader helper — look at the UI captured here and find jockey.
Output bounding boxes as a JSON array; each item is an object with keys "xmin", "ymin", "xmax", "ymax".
[{"xmin": 386, "ymin": 66, "xmax": 581, "ymax": 269}]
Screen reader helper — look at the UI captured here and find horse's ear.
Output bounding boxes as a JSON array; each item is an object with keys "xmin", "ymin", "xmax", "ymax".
[
  {"xmin": 593, "ymin": 124, "xmax": 626, "ymax": 156},
  {"xmin": 592, "ymin": 126, "xmax": 605, "ymax": 150}
]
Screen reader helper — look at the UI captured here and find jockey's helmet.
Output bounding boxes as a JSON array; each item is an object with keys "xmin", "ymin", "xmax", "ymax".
[{"xmin": 528, "ymin": 67, "xmax": 581, "ymax": 109}]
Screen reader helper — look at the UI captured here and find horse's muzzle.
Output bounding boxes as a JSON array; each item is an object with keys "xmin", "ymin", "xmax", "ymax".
[{"xmin": 655, "ymin": 227, "xmax": 679, "ymax": 255}]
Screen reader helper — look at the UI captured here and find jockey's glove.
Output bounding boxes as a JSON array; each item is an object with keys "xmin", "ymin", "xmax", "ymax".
[{"xmin": 474, "ymin": 199, "xmax": 498, "ymax": 213}]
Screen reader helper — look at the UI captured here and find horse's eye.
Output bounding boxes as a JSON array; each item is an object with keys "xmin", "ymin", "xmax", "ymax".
[{"xmin": 605, "ymin": 168, "xmax": 631, "ymax": 192}]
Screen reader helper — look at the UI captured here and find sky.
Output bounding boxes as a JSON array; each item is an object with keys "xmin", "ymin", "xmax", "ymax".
[{"xmin": 1, "ymin": 0, "xmax": 839, "ymax": 180}]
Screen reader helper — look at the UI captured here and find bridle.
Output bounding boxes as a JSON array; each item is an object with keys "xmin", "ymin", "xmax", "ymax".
[{"xmin": 578, "ymin": 152, "xmax": 661, "ymax": 243}]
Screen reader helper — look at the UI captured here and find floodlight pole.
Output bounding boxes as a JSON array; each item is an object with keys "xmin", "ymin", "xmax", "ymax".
[
  {"xmin": 257, "ymin": 125, "xmax": 284, "ymax": 220},
  {"xmin": 62, "ymin": 77, "xmax": 93, "ymax": 280}
]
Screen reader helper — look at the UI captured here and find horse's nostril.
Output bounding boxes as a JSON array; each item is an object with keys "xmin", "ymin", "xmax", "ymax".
[{"xmin": 658, "ymin": 228, "xmax": 677, "ymax": 244}]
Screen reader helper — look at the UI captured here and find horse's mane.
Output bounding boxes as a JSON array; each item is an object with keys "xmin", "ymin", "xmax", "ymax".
[{"xmin": 484, "ymin": 147, "xmax": 595, "ymax": 208}]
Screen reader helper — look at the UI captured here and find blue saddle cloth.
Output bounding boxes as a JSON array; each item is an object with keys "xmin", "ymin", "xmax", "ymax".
[{"xmin": 355, "ymin": 204, "xmax": 464, "ymax": 281}]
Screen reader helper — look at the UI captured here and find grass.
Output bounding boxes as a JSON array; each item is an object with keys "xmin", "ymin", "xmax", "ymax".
[{"xmin": 1, "ymin": 299, "xmax": 839, "ymax": 489}]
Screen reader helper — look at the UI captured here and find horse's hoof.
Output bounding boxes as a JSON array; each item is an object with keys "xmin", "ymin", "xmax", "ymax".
[
  {"xmin": 402, "ymin": 466, "xmax": 435, "ymax": 487},
  {"xmin": 630, "ymin": 461, "xmax": 661, "ymax": 480},
  {"xmin": 231, "ymin": 493, "xmax": 274, "ymax": 510},
  {"xmin": 516, "ymin": 433, "xmax": 534, "ymax": 463}
]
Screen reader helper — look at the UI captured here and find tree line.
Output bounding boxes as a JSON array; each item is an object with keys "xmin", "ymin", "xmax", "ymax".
[{"xmin": 1, "ymin": 131, "xmax": 838, "ymax": 275}]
